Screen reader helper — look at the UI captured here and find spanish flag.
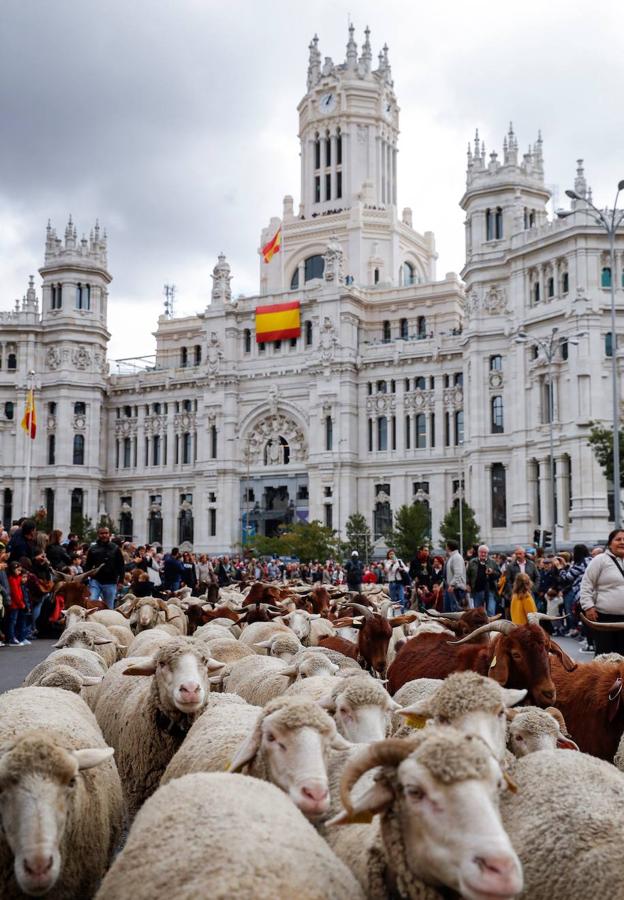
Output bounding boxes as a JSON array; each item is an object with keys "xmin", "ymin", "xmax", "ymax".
[
  {"xmin": 21, "ymin": 389, "xmax": 37, "ymax": 440},
  {"xmin": 261, "ymin": 225, "xmax": 282, "ymax": 263},
  {"xmin": 256, "ymin": 301, "xmax": 301, "ymax": 343}
]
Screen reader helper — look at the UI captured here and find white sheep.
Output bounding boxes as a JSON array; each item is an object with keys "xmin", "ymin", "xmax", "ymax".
[
  {"xmin": 162, "ymin": 694, "xmax": 349, "ymax": 817},
  {"xmin": 62, "ymin": 604, "xmax": 130, "ymax": 630},
  {"xmin": 254, "ymin": 631, "xmax": 304, "ymax": 657},
  {"xmin": 125, "ymin": 628, "xmax": 176, "ymax": 657},
  {"xmin": 390, "ymin": 677, "xmax": 443, "ymax": 732},
  {"xmin": 281, "ymin": 608, "xmax": 336, "ymax": 646},
  {"xmin": 0, "ymin": 687, "xmax": 123, "ymax": 899},
  {"xmin": 501, "ymin": 749, "xmax": 624, "ymax": 899},
  {"xmin": 95, "ymin": 772, "xmax": 364, "ymax": 900},
  {"xmin": 224, "ymin": 651, "xmax": 340, "ymax": 706},
  {"xmin": 238, "ymin": 619, "xmax": 291, "ymax": 647},
  {"xmin": 507, "ymin": 707, "xmax": 578, "ymax": 757},
  {"xmin": 193, "ymin": 622, "xmax": 237, "ymax": 643},
  {"xmin": 93, "ymin": 636, "xmax": 225, "ymax": 819},
  {"xmin": 200, "ymin": 636, "xmax": 256, "ymax": 664},
  {"xmin": 325, "ymin": 728, "xmax": 522, "ymax": 900},
  {"xmin": 318, "ymin": 675, "xmax": 400, "ymax": 743},
  {"xmin": 128, "ymin": 596, "xmax": 169, "ymax": 632},
  {"xmin": 25, "ymin": 664, "xmax": 103, "ymax": 694},
  {"xmin": 24, "ymin": 647, "xmax": 107, "ymax": 684},
  {"xmin": 53, "ymin": 622, "xmax": 120, "ymax": 668}
]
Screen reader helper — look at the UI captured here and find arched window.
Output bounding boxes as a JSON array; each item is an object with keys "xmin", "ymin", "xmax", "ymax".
[
  {"xmin": 70, "ymin": 488, "xmax": 83, "ymax": 534},
  {"xmin": 415, "ymin": 414, "xmax": 426, "ymax": 449},
  {"xmin": 75, "ymin": 283, "xmax": 90, "ymax": 310},
  {"xmin": 244, "ymin": 328, "xmax": 252, "ymax": 353},
  {"xmin": 491, "ymin": 396, "xmax": 504, "ymax": 433},
  {"xmin": 399, "ymin": 318, "xmax": 409, "ymax": 339},
  {"xmin": 602, "ymin": 267, "xmax": 612, "ymax": 288},
  {"xmin": 382, "ymin": 321, "xmax": 391, "ymax": 343},
  {"xmin": 377, "ymin": 416, "xmax": 388, "ymax": 451},
  {"xmin": 290, "ymin": 269, "xmax": 299, "ymax": 289},
  {"xmin": 194, "ymin": 345, "xmax": 201, "ymax": 366},
  {"xmin": 4, "ymin": 401, "xmax": 13, "ymax": 420},
  {"xmin": 336, "ymin": 127, "xmax": 342, "ymax": 165},
  {"xmin": 414, "ymin": 376, "xmax": 426, "ymax": 390},
  {"xmin": 374, "ymin": 268, "xmax": 380, "ymax": 285},
  {"xmin": 314, "ymin": 133, "xmax": 321, "ymax": 170},
  {"xmin": 73, "ymin": 434, "xmax": 85, "ymax": 465},
  {"xmin": 180, "ymin": 347, "xmax": 188, "ymax": 368},
  {"xmin": 491, "ymin": 463, "xmax": 507, "ymax": 527},
  {"xmin": 304, "ymin": 255, "xmax": 324, "ymax": 282},
  {"xmin": 455, "ymin": 409, "xmax": 464, "ymax": 445},
  {"xmin": 48, "ymin": 434, "xmax": 55, "ymax": 465},
  {"xmin": 402, "ymin": 262, "xmax": 415, "ymax": 286},
  {"xmin": 417, "ymin": 316, "xmax": 427, "ymax": 339},
  {"xmin": 7, "ymin": 353, "xmax": 16, "ymax": 370},
  {"xmin": 489, "ymin": 355, "xmax": 502, "ymax": 371}
]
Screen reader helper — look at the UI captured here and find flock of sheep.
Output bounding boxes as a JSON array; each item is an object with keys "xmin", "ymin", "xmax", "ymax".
[{"xmin": 1, "ymin": 582, "xmax": 624, "ymax": 899}]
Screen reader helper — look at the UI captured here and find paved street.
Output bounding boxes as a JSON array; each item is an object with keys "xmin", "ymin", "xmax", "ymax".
[{"xmin": 0, "ymin": 633, "xmax": 588, "ymax": 695}]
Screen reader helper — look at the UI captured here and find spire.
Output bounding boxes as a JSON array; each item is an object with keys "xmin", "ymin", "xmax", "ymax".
[
  {"xmin": 474, "ymin": 129, "xmax": 480, "ymax": 158},
  {"xmin": 507, "ymin": 121, "xmax": 518, "ymax": 165},
  {"xmin": 65, "ymin": 214, "xmax": 76, "ymax": 250},
  {"xmin": 307, "ymin": 34, "xmax": 321, "ymax": 90},
  {"xmin": 359, "ymin": 25, "xmax": 372, "ymax": 74},
  {"xmin": 574, "ymin": 159, "xmax": 587, "ymax": 199},
  {"xmin": 24, "ymin": 275, "xmax": 38, "ymax": 311},
  {"xmin": 346, "ymin": 22, "xmax": 357, "ymax": 70}
]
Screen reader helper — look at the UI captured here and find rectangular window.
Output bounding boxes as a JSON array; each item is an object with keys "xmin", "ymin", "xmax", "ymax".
[
  {"xmin": 210, "ymin": 425, "xmax": 217, "ymax": 459},
  {"xmin": 163, "ymin": 434, "xmax": 168, "ymax": 466},
  {"xmin": 175, "ymin": 435, "xmax": 179, "ymax": 465},
  {"xmin": 391, "ymin": 415, "xmax": 397, "ymax": 450},
  {"xmin": 324, "ymin": 504, "xmax": 333, "ymax": 529},
  {"xmin": 153, "ymin": 434, "xmax": 161, "ymax": 466},
  {"xmin": 115, "ymin": 439, "xmax": 119, "ymax": 469},
  {"xmin": 325, "ymin": 416, "xmax": 333, "ymax": 451},
  {"xmin": 562, "ymin": 271, "xmax": 569, "ymax": 293},
  {"xmin": 491, "ymin": 463, "xmax": 507, "ymax": 527},
  {"xmin": 47, "ymin": 434, "xmax": 55, "ymax": 465},
  {"xmin": 430, "ymin": 413, "xmax": 435, "ymax": 448},
  {"xmin": 123, "ymin": 437, "xmax": 131, "ymax": 468},
  {"xmin": 133, "ymin": 437, "xmax": 137, "ymax": 467},
  {"xmin": 325, "ymin": 172, "xmax": 331, "ymax": 200},
  {"xmin": 377, "ymin": 416, "xmax": 388, "ymax": 452},
  {"xmin": 336, "ymin": 171, "xmax": 342, "ymax": 199},
  {"xmin": 444, "ymin": 412, "xmax": 450, "ymax": 447},
  {"xmin": 455, "ymin": 410, "xmax": 464, "ymax": 445},
  {"xmin": 405, "ymin": 415, "xmax": 411, "ymax": 449},
  {"xmin": 325, "ymin": 138, "xmax": 331, "ymax": 167},
  {"xmin": 209, "ymin": 508, "xmax": 216, "ymax": 537},
  {"xmin": 314, "ymin": 140, "xmax": 320, "ymax": 169},
  {"xmin": 314, "ymin": 176, "xmax": 321, "ymax": 203},
  {"xmin": 274, "ymin": 340, "xmax": 281, "ymax": 351},
  {"xmin": 368, "ymin": 418, "xmax": 373, "ymax": 452},
  {"xmin": 416, "ymin": 414, "xmax": 426, "ymax": 449},
  {"xmin": 144, "ymin": 437, "xmax": 149, "ymax": 467},
  {"xmin": 182, "ymin": 432, "xmax": 191, "ymax": 465}
]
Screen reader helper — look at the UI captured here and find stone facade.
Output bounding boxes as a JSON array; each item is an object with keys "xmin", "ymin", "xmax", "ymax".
[{"xmin": 0, "ymin": 29, "xmax": 622, "ymax": 550}]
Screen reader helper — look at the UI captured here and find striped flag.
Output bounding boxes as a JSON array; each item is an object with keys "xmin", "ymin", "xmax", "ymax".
[
  {"xmin": 255, "ymin": 301, "xmax": 301, "ymax": 343},
  {"xmin": 21, "ymin": 389, "xmax": 37, "ymax": 439},
  {"xmin": 261, "ymin": 225, "xmax": 282, "ymax": 263}
]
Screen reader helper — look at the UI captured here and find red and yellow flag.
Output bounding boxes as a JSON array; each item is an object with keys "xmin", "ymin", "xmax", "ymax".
[
  {"xmin": 256, "ymin": 301, "xmax": 301, "ymax": 343},
  {"xmin": 21, "ymin": 388, "xmax": 37, "ymax": 439},
  {"xmin": 261, "ymin": 225, "xmax": 282, "ymax": 263}
]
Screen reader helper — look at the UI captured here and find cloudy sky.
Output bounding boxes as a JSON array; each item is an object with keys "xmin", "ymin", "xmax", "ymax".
[{"xmin": 1, "ymin": 0, "xmax": 622, "ymax": 360}]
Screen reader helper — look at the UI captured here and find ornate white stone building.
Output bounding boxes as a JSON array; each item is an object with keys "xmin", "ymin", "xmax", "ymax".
[{"xmin": 0, "ymin": 27, "xmax": 621, "ymax": 550}]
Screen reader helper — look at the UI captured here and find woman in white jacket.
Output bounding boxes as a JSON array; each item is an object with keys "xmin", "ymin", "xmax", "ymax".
[
  {"xmin": 580, "ymin": 529, "xmax": 624, "ymax": 655},
  {"xmin": 384, "ymin": 548, "xmax": 409, "ymax": 611}
]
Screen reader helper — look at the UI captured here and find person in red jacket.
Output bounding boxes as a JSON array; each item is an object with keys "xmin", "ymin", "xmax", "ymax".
[{"xmin": 7, "ymin": 561, "xmax": 29, "ymax": 646}]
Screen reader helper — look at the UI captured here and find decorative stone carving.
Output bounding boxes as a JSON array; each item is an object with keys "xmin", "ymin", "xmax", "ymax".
[
  {"xmin": 405, "ymin": 390, "xmax": 435, "ymax": 411},
  {"xmin": 489, "ymin": 371, "xmax": 504, "ymax": 390},
  {"xmin": 47, "ymin": 416, "xmax": 56, "ymax": 431},
  {"xmin": 464, "ymin": 291, "xmax": 480, "ymax": 318},
  {"xmin": 211, "ymin": 253, "xmax": 232, "ymax": 304},
  {"xmin": 206, "ymin": 332, "xmax": 223, "ymax": 375},
  {"xmin": 72, "ymin": 414, "xmax": 86, "ymax": 431},
  {"xmin": 45, "ymin": 346, "xmax": 61, "ymax": 370},
  {"xmin": 483, "ymin": 285, "xmax": 508, "ymax": 315},
  {"xmin": 246, "ymin": 413, "xmax": 307, "ymax": 465},
  {"xmin": 114, "ymin": 418, "xmax": 138, "ymax": 437},
  {"xmin": 268, "ymin": 383, "xmax": 280, "ymax": 417},
  {"xmin": 375, "ymin": 489, "xmax": 391, "ymax": 504},
  {"xmin": 174, "ymin": 412, "xmax": 196, "ymax": 433},
  {"xmin": 319, "ymin": 317, "xmax": 339, "ymax": 362},
  {"xmin": 443, "ymin": 386, "xmax": 464, "ymax": 408},
  {"xmin": 323, "ymin": 235, "xmax": 345, "ymax": 285},
  {"xmin": 72, "ymin": 345, "xmax": 91, "ymax": 370}
]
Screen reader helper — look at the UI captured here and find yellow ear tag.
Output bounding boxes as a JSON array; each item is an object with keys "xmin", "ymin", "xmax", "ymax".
[
  {"xmin": 490, "ymin": 655, "xmax": 497, "ymax": 669},
  {"xmin": 346, "ymin": 810, "xmax": 375, "ymax": 824},
  {"xmin": 403, "ymin": 713, "xmax": 428, "ymax": 729}
]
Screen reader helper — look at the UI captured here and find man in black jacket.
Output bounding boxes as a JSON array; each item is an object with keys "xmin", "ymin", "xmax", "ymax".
[
  {"xmin": 85, "ymin": 527, "xmax": 125, "ymax": 609},
  {"xmin": 345, "ymin": 551, "xmax": 364, "ymax": 592},
  {"xmin": 7, "ymin": 520, "xmax": 36, "ymax": 563}
]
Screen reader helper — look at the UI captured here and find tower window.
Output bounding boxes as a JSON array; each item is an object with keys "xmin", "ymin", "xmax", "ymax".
[
  {"xmin": 304, "ymin": 255, "xmax": 325, "ymax": 282},
  {"xmin": 414, "ymin": 376, "xmax": 426, "ymax": 389},
  {"xmin": 486, "ymin": 208, "xmax": 494, "ymax": 241},
  {"xmin": 602, "ymin": 267, "xmax": 612, "ymax": 288},
  {"xmin": 336, "ymin": 171, "xmax": 342, "ymax": 199},
  {"xmin": 180, "ymin": 347, "xmax": 188, "ymax": 368},
  {"xmin": 533, "ymin": 282, "xmax": 540, "ymax": 304},
  {"xmin": 455, "ymin": 409, "xmax": 464, "ymax": 445},
  {"xmin": 75, "ymin": 283, "xmax": 90, "ymax": 311},
  {"xmin": 152, "ymin": 434, "xmax": 161, "ymax": 466},
  {"xmin": 491, "ymin": 396, "xmax": 504, "ymax": 433},
  {"xmin": 374, "ymin": 268, "xmax": 380, "ymax": 285},
  {"xmin": 491, "ymin": 463, "xmax": 507, "ymax": 527},
  {"xmin": 244, "ymin": 329, "xmax": 252, "ymax": 353},
  {"xmin": 562, "ymin": 271, "xmax": 569, "ymax": 294},
  {"xmin": 325, "ymin": 172, "xmax": 331, "ymax": 200},
  {"xmin": 123, "ymin": 437, "xmax": 131, "ymax": 468},
  {"xmin": 182, "ymin": 432, "xmax": 192, "ymax": 465},
  {"xmin": 382, "ymin": 320, "xmax": 391, "ymax": 343},
  {"xmin": 305, "ymin": 321, "xmax": 313, "ymax": 346},
  {"xmin": 547, "ymin": 277, "xmax": 554, "ymax": 298},
  {"xmin": 73, "ymin": 434, "xmax": 85, "ymax": 465},
  {"xmin": 74, "ymin": 402, "xmax": 86, "ymax": 415},
  {"xmin": 325, "ymin": 135, "xmax": 331, "ymax": 167},
  {"xmin": 194, "ymin": 345, "xmax": 201, "ymax": 366},
  {"xmin": 314, "ymin": 176, "xmax": 321, "ymax": 203},
  {"xmin": 377, "ymin": 416, "xmax": 388, "ymax": 452},
  {"xmin": 314, "ymin": 134, "xmax": 321, "ymax": 170},
  {"xmin": 606, "ymin": 332, "xmax": 616, "ymax": 357},
  {"xmin": 495, "ymin": 207, "xmax": 503, "ymax": 240},
  {"xmin": 210, "ymin": 425, "xmax": 217, "ymax": 459},
  {"xmin": 325, "ymin": 416, "xmax": 333, "ymax": 451},
  {"xmin": 489, "ymin": 354, "xmax": 502, "ymax": 371},
  {"xmin": 417, "ymin": 316, "xmax": 427, "ymax": 338},
  {"xmin": 4, "ymin": 402, "xmax": 14, "ymax": 420},
  {"xmin": 415, "ymin": 413, "xmax": 426, "ymax": 449},
  {"xmin": 399, "ymin": 318, "xmax": 408, "ymax": 339},
  {"xmin": 376, "ymin": 381, "xmax": 387, "ymax": 394},
  {"xmin": 336, "ymin": 129, "xmax": 342, "ymax": 165},
  {"xmin": 51, "ymin": 284, "xmax": 62, "ymax": 310},
  {"xmin": 402, "ymin": 261, "xmax": 415, "ymax": 286},
  {"xmin": 7, "ymin": 353, "xmax": 16, "ymax": 370}
]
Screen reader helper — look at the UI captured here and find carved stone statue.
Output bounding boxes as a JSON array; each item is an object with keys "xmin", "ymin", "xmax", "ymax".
[
  {"xmin": 319, "ymin": 317, "xmax": 339, "ymax": 362},
  {"xmin": 323, "ymin": 235, "xmax": 345, "ymax": 285},
  {"xmin": 206, "ymin": 332, "xmax": 223, "ymax": 375}
]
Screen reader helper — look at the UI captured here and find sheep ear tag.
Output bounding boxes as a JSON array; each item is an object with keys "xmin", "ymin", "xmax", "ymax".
[{"xmin": 403, "ymin": 713, "xmax": 428, "ymax": 729}]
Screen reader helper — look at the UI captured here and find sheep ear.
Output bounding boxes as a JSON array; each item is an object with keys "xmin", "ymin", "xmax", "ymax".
[
  {"xmin": 205, "ymin": 657, "xmax": 226, "ymax": 673},
  {"xmin": 386, "ymin": 698, "xmax": 402, "ymax": 712},
  {"xmin": 229, "ymin": 728, "xmax": 262, "ymax": 773},
  {"xmin": 398, "ymin": 698, "xmax": 434, "ymax": 726},
  {"xmin": 254, "ymin": 640, "xmax": 273, "ymax": 650},
  {"xmin": 123, "ymin": 658, "xmax": 157, "ymax": 676},
  {"xmin": 93, "ymin": 636, "xmax": 114, "ymax": 646},
  {"xmin": 310, "ymin": 614, "xmax": 321, "ymax": 620},
  {"xmin": 80, "ymin": 675, "xmax": 104, "ymax": 687},
  {"xmin": 327, "ymin": 781, "xmax": 393, "ymax": 826},
  {"xmin": 502, "ymin": 688, "xmax": 527, "ymax": 707},
  {"xmin": 317, "ymin": 694, "xmax": 336, "ymax": 711},
  {"xmin": 556, "ymin": 736, "xmax": 580, "ymax": 751},
  {"xmin": 279, "ymin": 665, "xmax": 299, "ymax": 678},
  {"xmin": 330, "ymin": 733, "xmax": 352, "ymax": 750},
  {"xmin": 85, "ymin": 608, "xmax": 99, "ymax": 617},
  {"xmin": 73, "ymin": 747, "xmax": 115, "ymax": 770}
]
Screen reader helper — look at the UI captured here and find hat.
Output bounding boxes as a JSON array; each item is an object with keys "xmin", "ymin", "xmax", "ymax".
[{"xmin": 351, "ymin": 550, "xmax": 359, "ymax": 557}]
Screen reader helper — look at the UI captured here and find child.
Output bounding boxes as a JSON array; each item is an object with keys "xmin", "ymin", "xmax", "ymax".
[
  {"xmin": 510, "ymin": 572, "xmax": 537, "ymax": 625},
  {"xmin": 7, "ymin": 561, "xmax": 29, "ymax": 646}
]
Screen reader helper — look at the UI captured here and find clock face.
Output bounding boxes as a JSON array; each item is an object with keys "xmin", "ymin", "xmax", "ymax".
[{"xmin": 320, "ymin": 92, "xmax": 336, "ymax": 114}]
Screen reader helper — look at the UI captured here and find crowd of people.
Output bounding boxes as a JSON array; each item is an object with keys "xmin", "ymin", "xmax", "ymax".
[{"xmin": 1, "ymin": 516, "xmax": 623, "ymax": 656}]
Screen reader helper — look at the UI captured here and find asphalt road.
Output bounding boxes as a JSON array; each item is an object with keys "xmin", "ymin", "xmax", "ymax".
[{"xmin": 0, "ymin": 634, "xmax": 588, "ymax": 694}]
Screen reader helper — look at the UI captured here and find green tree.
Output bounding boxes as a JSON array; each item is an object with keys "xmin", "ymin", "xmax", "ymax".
[
  {"xmin": 248, "ymin": 520, "xmax": 341, "ymax": 563},
  {"xmin": 389, "ymin": 503, "xmax": 431, "ymax": 561},
  {"xmin": 439, "ymin": 500, "xmax": 480, "ymax": 550},
  {"xmin": 344, "ymin": 512, "xmax": 373, "ymax": 562},
  {"xmin": 588, "ymin": 422, "xmax": 624, "ymax": 487}
]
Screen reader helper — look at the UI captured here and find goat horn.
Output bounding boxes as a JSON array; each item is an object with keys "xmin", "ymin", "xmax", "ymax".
[
  {"xmin": 527, "ymin": 612, "xmax": 567, "ymax": 626},
  {"xmin": 51, "ymin": 569, "xmax": 70, "ymax": 582},
  {"xmin": 580, "ymin": 613, "xmax": 624, "ymax": 631},
  {"xmin": 340, "ymin": 602, "xmax": 374, "ymax": 619},
  {"xmin": 425, "ymin": 608, "xmax": 464, "ymax": 620},
  {"xmin": 448, "ymin": 620, "xmax": 516, "ymax": 644},
  {"xmin": 340, "ymin": 739, "xmax": 416, "ymax": 816}
]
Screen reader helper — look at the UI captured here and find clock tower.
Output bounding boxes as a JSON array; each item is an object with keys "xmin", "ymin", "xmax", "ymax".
[{"xmin": 298, "ymin": 25, "xmax": 399, "ymax": 217}]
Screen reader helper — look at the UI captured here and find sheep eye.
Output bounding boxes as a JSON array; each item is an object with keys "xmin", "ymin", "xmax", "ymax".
[
  {"xmin": 405, "ymin": 785, "xmax": 424, "ymax": 801},
  {"xmin": 515, "ymin": 734, "xmax": 524, "ymax": 741},
  {"xmin": 266, "ymin": 733, "xmax": 276, "ymax": 742},
  {"xmin": 300, "ymin": 673, "xmax": 307, "ymax": 679},
  {"xmin": 497, "ymin": 709, "xmax": 505, "ymax": 718}
]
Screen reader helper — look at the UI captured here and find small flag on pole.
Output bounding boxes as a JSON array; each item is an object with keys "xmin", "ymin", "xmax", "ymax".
[
  {"xmin": 261, "ymin": 225, "xmax": 282, "ymax": 263},
  {"xmin": 21, "ymin": 389, "xmax": 37, "ymax": 439}
]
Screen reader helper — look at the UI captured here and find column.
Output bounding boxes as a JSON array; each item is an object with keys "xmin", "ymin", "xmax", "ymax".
[
  {"xmin": 330, "ymin": 134, "xmax": 337, "ymax": 201},
  {"xmin": 537, "ymin": 456, "xmax": 551, "ymax": 531},
  {"xmin": 392, "ymin": 147, "xmax": 397, "ymax": 206}
]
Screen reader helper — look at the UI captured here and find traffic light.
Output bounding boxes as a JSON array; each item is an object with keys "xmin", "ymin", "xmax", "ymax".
[
  {"xmin": 542, "ymin": 530, "xmax": 552, "ymax": 550},
  {"xmin": 533, "ymin": 529, "xmax": 541, "ymax": 546}
]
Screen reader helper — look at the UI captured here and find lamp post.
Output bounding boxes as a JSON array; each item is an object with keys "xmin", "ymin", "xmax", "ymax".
[
  {"xmin": 557, "ymin": 181, "xmax": 624, "ymax": 528},
  {"xmin": 515, "ymin": 326, "xmax": 586, "ymax": 552}
]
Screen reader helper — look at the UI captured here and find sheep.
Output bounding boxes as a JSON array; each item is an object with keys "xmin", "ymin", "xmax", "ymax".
[
  {"xmin": 318, "ymin": 675, "xmax": 400, "ymax": 743},
  {"xmin": 193, "ymin": 622, "xmax": 237, "ymax": 643},
  {"xmin": 506, "ymin": 707, "xmax": 578, "ymax": 757},
  {"xmin": 125, "ymin": 628, "xmax": 176, "ymax": 657},
  {"xmin": 595, "ymin": 652, "xmax": 624, "ymax": 664},
  {"xmin": 394, "ymin": 671, "xmax": 527, "ymax": 762},
  {"xmin": 53, "ymin": 622, "xmax": 119, "ymax": 668},
  {"xmin": 95, "ymin": 772, "xmax": 364, "ymax": 900},
  {"xmin": 162, "ymin": 694, "xmax": 349, "ymax": 817},
  {"xmin": 24, "ymin": 647, "xmax": 108, "ymax": 684},
  {"xmin": 390, "ymin": 677, "xmax": 443, "ymax": 732},
  {"xmin": 106, "ymin": 623, "xmax": 133, "ymax": 656},
  {"xmin": 324, "ymin": 728, "xmax": 522, "ymax": 900},
  {"xmin": 201, "ymin": 636, "xmax": 256, "ymax": 664},
  {"xmin": 162, "ymin": 602, "xmax": 188, "ymax": 635},
  {"xmin": 282, "ymin": 608, "xmax": 336, "ymax": 646},
  {"xmin": 26, "ymin": 664, "xmax": 103, "ymax": 694},
  {"xmin": 255, "ymin": 631, "xmax": 304, "ymax": 658},
  {"xmin": 0, "ymin": 687, "xmax": 123, "ymax": 899},
  {"xmin": 62, "ymin": 604, "xmax": 130, "ymax": 630},
  {"xmin": 128, "ymin": 596, "xmax": 169, "ymax": 632},
  {"xmin": 93, "ymin": 637, "xmax": 225, "ymax": 819},
  {"xmin": 238, "ymin": 619, "xmax": 291, "ymax": 647},
  {"xmin": 224, "ymin": 652, "xmax": 341, "ymax": 706},
  {"xmin": 501, "ymin": 749, "xmax": 624, "ymax": 899}
]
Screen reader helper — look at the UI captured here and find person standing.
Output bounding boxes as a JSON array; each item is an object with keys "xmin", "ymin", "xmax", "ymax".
[
  {"xmin": 7, "ymin": 520, "xmax": 36, "ymax": 563},
  {"xmin": 162, "ymin": 548, "xmax": 186, "ymax": 592},
  {"xmin": 7, "ymin": 561, "xmax": 28, "ymax": 646},
  {"xmin": 444, "ymin": 540, "xmax": 468, "ymax": 611},
  {"xmin": 467, "ymin": 544, "xmax": 500, "ymax": 616},
  {"xmin": 510, "ymin": 573, "xmax": 538, "ymax": 625},
  {"xmin": 580, "ymin": 529, "xmax": 624, "ymax": 655},
  {"xmin": 503, "ymin": 547, "xmax": 538, "ymax": 605},
  {"xmin": 384, "ymin": 549, "xmax": 409, "ymax": 612},
  {"xmin": 85, "ymin": 527, "xmax": 125, "ymax": 609},
  {"xmin": 345, "ymin": 551, "xmax": 364, "ymax": 593}
]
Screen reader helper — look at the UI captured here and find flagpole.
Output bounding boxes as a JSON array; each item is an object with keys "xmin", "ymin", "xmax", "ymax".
[{"xmin": 23, "ymin": 370, "xmax": 35, "ymax": 517}]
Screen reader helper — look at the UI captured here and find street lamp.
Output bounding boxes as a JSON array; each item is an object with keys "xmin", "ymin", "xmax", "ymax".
[
  {"xmin": 557, "ymin": 181, "xmax": 624, "ymax": 528},
  {"xmin": 515, "ymin": 326, "xmax": 586, "ymax": 552}
]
